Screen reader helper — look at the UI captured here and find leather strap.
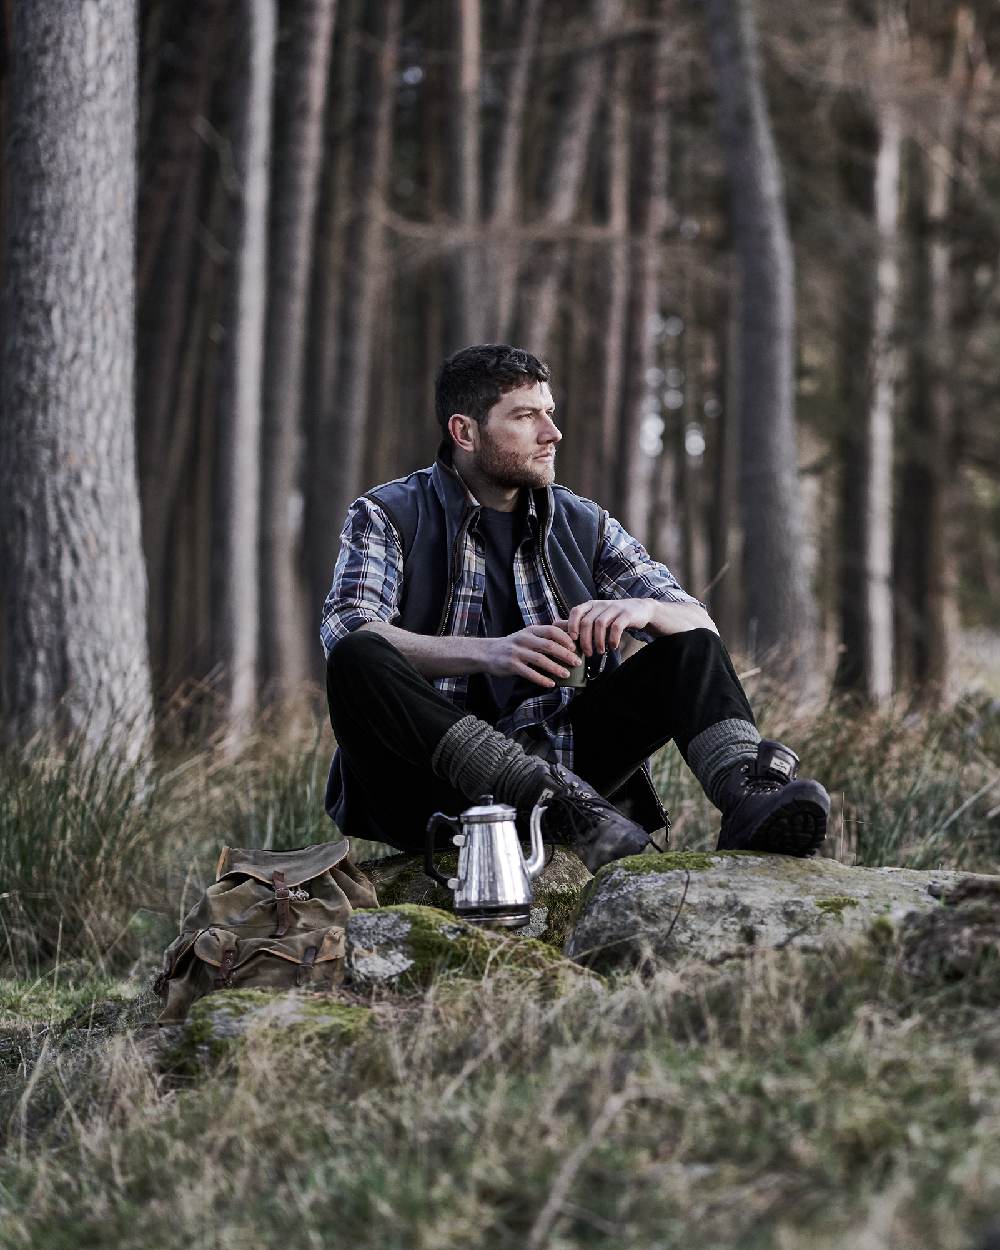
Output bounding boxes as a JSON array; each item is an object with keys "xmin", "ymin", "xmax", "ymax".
[
  {"xmin": 214, "ymin": 946, "xmax": 236, "ymax": 989},
  {"xmin": 272, "ymin": 870, "xmax": 291, "ymax": 937},
  {"xmin": 295, "ymin": 945, "xmax": 319, "ymax": 988}
]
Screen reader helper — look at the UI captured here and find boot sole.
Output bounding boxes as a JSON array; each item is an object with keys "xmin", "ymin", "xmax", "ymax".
[{"xmin": 744, "ymin": 797, "xmax": 828, "ymax": 858}]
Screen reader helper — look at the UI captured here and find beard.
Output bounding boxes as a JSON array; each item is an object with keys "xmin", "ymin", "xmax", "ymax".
[{"xmin": 474, "ymin": 426, "xmax": 556, "ymax": 490}]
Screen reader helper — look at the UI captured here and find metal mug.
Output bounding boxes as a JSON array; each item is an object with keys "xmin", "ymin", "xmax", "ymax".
[
  {"xmin": 424, "ymin": 794, "xmax": 547, "ymax": 928},
  {"xmin": 555, "ymin": 640, "xmax": 587, "ymax": 688}
]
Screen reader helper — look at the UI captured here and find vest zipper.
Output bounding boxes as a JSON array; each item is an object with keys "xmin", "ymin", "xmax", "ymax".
[
  {"xmin": 537, "ymin": 504, "xmax": 569, "ymax": 618},
  {"xmin": 436, "ymin": 505, "xmax": 476, "ymax": 635}
]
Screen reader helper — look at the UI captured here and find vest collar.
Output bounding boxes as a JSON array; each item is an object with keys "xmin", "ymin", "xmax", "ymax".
[{"xmin": 432, "ymin": 439, "xmax": 550, "ymax": 540}]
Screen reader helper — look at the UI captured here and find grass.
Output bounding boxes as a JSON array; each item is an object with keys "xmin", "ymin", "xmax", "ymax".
[
  {"xmin": 1, "ymin": 942, "xmax": 999, "ymax": 1248},
  {"xmin": 0, "ymin": 683, "xmax": 998, "ymax": 1248}
]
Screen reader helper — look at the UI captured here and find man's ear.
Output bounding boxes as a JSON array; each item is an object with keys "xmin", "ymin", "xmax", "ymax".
[{"xmin": 447, "ymin": 412, "xmax": 477, "ymax": 452}]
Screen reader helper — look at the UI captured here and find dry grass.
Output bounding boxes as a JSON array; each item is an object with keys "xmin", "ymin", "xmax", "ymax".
[
  {"xmin": 0, "ymin": 684, "xmax": 999, "ymax": 1248},
  {"xmin": 2, "ymin": 941, "xmax": 1000, "ymax": 1249}
]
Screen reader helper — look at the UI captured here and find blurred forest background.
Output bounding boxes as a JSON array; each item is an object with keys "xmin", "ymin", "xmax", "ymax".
[{"xmin": 2, "ymin": 0, "xmax": 1000, "ymax": 755}]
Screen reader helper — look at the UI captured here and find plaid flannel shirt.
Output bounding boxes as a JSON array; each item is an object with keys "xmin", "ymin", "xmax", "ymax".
[{"xmin": 320, "ymin": 481, "xmax": 700, "ymax": 768}]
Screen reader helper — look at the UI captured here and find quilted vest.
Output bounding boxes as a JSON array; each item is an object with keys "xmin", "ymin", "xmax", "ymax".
[{"xmin": 324, "ymin": 444, "xmax": 667, "ymax": 841}]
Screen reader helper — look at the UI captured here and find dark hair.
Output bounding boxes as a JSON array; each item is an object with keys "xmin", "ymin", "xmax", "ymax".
[{"xmin": 435, "ymin": 344, "xmax": 551, "ymax": 435}]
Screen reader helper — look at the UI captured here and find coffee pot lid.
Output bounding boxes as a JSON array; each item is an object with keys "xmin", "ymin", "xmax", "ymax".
[{"xmin": 462, "ymin": 794, "xmax": 516, "ymax": 822}]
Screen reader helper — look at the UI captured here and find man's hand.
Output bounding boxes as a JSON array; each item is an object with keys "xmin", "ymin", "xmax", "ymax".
[
  {"xmin": 485, "ymin": 623, "xmax": 583, "ymax": 689},
  {"xmin": 562, "ymin": 598, "xmax": 718, "ymax": 656}
]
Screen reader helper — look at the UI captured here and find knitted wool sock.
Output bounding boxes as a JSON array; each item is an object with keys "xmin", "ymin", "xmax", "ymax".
[
  {"xmin": 431, "ymin": 715, "xmax": 549, "ymax": 809},
  {"xmin": 685, "ymin": 718, "xmax": 762, "ymax": 810}
]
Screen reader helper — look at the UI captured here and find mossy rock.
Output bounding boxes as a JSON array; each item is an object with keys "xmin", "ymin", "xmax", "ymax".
[
  {"xmin": 157, "ymin": 988, "xmax": 373, "ymax": 1073},
  {"xmin": 362, "ymin": 847, "xmax": 592, "ymax": 949},
  {"xmin": 565, "ymin": 850, "xmax": 1000, "ymax": 973},
  {"xmin": 346, "ymin": 904, "xmax": 598, "ymax": 993}
]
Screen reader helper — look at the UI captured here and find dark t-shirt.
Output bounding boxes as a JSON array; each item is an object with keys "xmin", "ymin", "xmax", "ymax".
[{"xmin": 466, "ymin": 500, "xmax": 537, "ymax": 725}]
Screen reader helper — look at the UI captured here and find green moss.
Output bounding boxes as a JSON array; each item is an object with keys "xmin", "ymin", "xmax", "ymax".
[
  {"xmin": 868, "ymin": 914, "xmax": 897, "ymax": 947},
  {"xmin": 364, "ymin": 905, "xmax": 593, "ymax": 993},
  {"xmin": 371, "ymin": 854, "xmax": 455, "ymax": 909},
  {"xmin": 0, "ymin": 977, "xmax": 140, "ymax": 1026},
  {"xmin": 167, "ymin": 989, "xmax": 373, "ymax": 1072},
  {"xmin": 576, "ymin": 850, "xmax": 723, "ymax": 913},
  {"xmin": 815, "ymin": 896, "xmax": 861, "ymax": 920},
  {"xmin": 368, "ymin": 851, "xmax": 591, "ymax": 951},
  {"xmin": 536, "ymin": 889, "xmax": 580, "ymax": 950}
]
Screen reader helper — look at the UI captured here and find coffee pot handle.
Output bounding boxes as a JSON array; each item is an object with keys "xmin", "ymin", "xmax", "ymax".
[{"xmin": 425, "ymin": 811, "xmax": 461, "ymax": 888}]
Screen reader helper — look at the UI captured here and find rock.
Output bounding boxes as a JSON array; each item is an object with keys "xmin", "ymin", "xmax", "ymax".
[
  {"xmin": 900, "ymin": 876, "xmax": 1000, "ymax": 997},
  {"xmin": 360, "ymin": 846, "xmax": 592, "ymax": 949},
  {"xmin": 156, "ymin": 988, "xmax": 372, "ymax": 1072},
  {"xmin": 565, "ymin": 849, "xmax": 1000, "ymax": 972},
  {"xmin": 345, "ymin": 903, "xmax": 598, "ymax": 993}
]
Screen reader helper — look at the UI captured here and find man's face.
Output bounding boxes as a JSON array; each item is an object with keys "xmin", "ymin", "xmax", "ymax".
[{"xmin": 470, "ymin": 380, "xmax": 561, "ymax": 489}]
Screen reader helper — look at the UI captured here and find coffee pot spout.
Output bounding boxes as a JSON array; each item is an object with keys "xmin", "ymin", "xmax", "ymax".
[{"xmin": 524, "ymin": 802, "xmax": 547, "ymax": 879}]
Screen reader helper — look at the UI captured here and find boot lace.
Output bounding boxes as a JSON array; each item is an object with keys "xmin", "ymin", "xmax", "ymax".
[
  {"xmin": 737, "ymin": 763, "xmax": 786, "ymax": 798},
  {"xmin": 541, "ymin": 768, "xmax": 608, "ymax": 839}
]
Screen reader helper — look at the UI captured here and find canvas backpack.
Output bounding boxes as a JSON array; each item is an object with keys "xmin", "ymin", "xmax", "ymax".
[{"xmin": 154, "ymin": 837, "xmax": 378, "ymax": 1024}]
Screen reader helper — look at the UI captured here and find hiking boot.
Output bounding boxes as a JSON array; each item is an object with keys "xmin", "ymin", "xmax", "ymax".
[
  {"xmin": 716, "ymin": 739, "xmax": 829, "ymax": 857},
  {"xmin": 534, "ymin": 763, "xmax": 652, "ymax": 872}
]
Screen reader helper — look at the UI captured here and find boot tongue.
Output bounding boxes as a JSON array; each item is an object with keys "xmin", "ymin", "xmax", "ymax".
[{"xmin": 753, "ymin": 739, "xmax": 800, "ymax": 784}]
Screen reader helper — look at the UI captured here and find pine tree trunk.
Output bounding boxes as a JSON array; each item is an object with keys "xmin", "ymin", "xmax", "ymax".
[
  {"xmin": 1, "ymin": 0, "xmax": 152, "ymax": 756},
  {"xmin": 895, "ymin": 6, "xmax": 972, "ymax": 703},
  {"xmin": 594, "ymin": 36, "xmax": 631, "ymax": 504},
  {"xmin": 259, "ymin": 0, "xmax": 338, "ymax": 700},
  {"xmin": 918, "ymin": 8, "xmax": 968, "ymax": 702},
  {"xmin": 449, "ymin": 0, "xmax": 485, "ymax": 347},
  {"xmin": 513, "ymin": 0, "xmax": 616, "ymax": 356},
  {"xmin": 487, "ymin": 0, "xmax": 542, "ymax": 341},
  {"xmin": 708, "ymin": 268, "xmax": 742, "ymax": 641},
  {"xmin": 833, "ymin": 15, "xmax": 901, "ymax": 705},
  {"xmin": 325, "ymin": 0, "xmax": 400, "ymax": 544},
  {"xmin": 618, "ymin": 29, "xmax": 671, "ymax": 547},
  {"xmin": 303, "ymin": 0, "xmax": 360, "ymax": 629},
  {"xmin": 136, "ymin": 1, "xmax": 226, "ymax": 688},
  {"xmin": 212, "ymin": 0, "xmax": 276, "ymax": 740},
  {"xmin": 865, "ymin": 84, "xmax": 901, "ymax": 703},
  {"xmin": 705, "ymin": 0, "xmax": 817, "ymax": 681}
]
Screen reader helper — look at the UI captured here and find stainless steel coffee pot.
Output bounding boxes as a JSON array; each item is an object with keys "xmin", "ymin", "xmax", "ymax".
[{"xmin": 424, "ymin": 794, "xmax": 546, "ymax": 928}]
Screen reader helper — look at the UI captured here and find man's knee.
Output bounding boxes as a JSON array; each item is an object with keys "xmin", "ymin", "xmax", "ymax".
[
  {"xmin": 326, "ymin": 628, "xmax": 397, "ymax": 692},
  {"xmin": 646, "ymin": 626, "xmax": 723, "ymax": 661}
]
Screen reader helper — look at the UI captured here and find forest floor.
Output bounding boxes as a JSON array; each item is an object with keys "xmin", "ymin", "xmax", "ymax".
[{"xmin": 1, "ymin": 635, "xmax": 999, "ymax": 1250}]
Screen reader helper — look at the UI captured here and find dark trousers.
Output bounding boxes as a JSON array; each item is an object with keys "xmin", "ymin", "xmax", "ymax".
[{"xmin": 325, "ymin": 627, "xmax": 754, "ymax": 853}]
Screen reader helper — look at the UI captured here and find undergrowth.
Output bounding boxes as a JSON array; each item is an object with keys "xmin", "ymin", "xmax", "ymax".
[
  {"xmin": 1, "ymin": 942, "xmax": 999, "ymax": 1249},
  {"xmin": 0, "ymin": 687, "xmax": 999, "ymax": 1249}
]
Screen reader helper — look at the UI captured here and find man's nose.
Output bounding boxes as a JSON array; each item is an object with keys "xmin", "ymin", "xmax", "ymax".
[{"xmin": 540, "ymin": 417, "xmax": 561, "ymax": 444}]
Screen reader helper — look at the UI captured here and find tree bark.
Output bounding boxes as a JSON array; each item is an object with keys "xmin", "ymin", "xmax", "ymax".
[
  {"xmin": 895, "ymin": 5, "xmax": 974, "ymax": 704},
  {"xmin": 708, "ymin": 266, "xmax": 742, "ymax": 642},
  {"xmin": 325, "ymin": 0, "xmax": 400, "ymax": 547},
  {"xmin": 303, "ymin": 0, "xmax": 360, "ymax": 630},
  {"xmin": 487, "ymin": 0, "xmax": 543, "ymax": 342},
  {"xmin": 513, "ymin": 0, "xmax": 617, "ymax": 356},
  {"xmin": 136, "ymin": 2, "xmax": 226, "ymax": 688},
  {"xmin": 212, "ymin": 0, "xmax": 276, "ymax": 740},
  {"xmin": 618, "ymin": 28, "xmax": 671, "ymax": 547},
  {"xmin": 1, "ymin": 0, "xmax": 152, "ymax": 756},
  {"xmin": 705, "ymin": 0, "xmax": 817, "ymax": 682},
  {"xmin": 833, "ymin": 7, "xmax": 901, "ymax": 704},
  {"xmin": 448, "ymin": 0, "xmax": 485, "ymax": 347},
  {"xmin": 594, "ymin": 35, "xmax": 631, "ymax": 504},
  {"xmin": 259, "ymin": 0, "xmax": 338, "ymax": 700}
]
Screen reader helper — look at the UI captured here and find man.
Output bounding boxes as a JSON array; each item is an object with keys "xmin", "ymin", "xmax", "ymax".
[{"xmin": 321, "ymin": 344, "xmax": 829, "ymax": 872}]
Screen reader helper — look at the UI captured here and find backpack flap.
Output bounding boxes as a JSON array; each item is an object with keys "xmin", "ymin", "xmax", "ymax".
[{"xmin": 216, "ymin": 839, "xmax": 350, "ymax": 888}]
